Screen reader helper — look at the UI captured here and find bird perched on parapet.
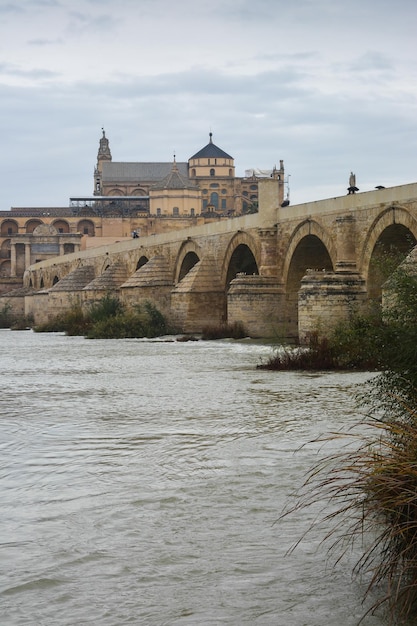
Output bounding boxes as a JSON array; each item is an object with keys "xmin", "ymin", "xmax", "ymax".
[
  {"xmin": 375, "ymin": 185, "xmax": 385, "ymax": 190},
  {"xmin": 281, "ymin": 198, "xmax": 290, "ymax": 207}
]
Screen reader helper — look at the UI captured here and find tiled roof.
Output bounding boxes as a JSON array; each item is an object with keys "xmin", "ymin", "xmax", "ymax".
[
  {"xmin": 101, "ymin": 162, "xmax": 189, "ymax": 182},
  {"xmin": 0, "ymin": 286, "xmax": 36, "ymax": 297},
  {"xmin": 83, "ymin": 262, "xmax": 129, "ymax": 291},
  {"xmin": 151, "ymin": 161, "xmax": 199, "ymax": 191},
  {"xmin": 121, "ymin": 255, "xmax": 172, "ymax": 288},
  {"xmin": 190, "ymin": 134, "xmax": 233, "ymax": 160},
  {"xmin": 49, "ymin": 266, "xmax": 95, "ymax": 291}
]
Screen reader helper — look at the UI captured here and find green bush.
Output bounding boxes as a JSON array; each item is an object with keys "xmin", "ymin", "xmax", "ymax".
[
  {"xmin": 34, "ymin": 304, "xmax": 90, "ymax": 335},
  {"xmin": 88, "ymin": 293, "xmax": 125, "ymax": 322},
  {"xmin": 34, "ymin": 296, "xmax": 167, "ymax": 339},
  {"xmin": 258, "ymin": 332, "xmax": 339, "ymax": 370},
  {"xmin": 284, "ymin": 266, "xmax": 417, "ymax": 623},
  {"xmin": 201, "ymin": 321, "xmax": 247, "ymax": 340},
  {"xmin": 0, "ymin": 303, "xmax": 13, "ymax": 328}
]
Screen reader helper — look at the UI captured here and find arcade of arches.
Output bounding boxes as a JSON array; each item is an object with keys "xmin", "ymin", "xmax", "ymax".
[{"xmin": 2, "ymin": 181, "xmax": 417, "ymax": 341}]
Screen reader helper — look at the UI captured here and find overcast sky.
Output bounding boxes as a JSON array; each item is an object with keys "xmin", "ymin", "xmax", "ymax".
[{"xmin": 0, "ymin": 0, "xmax": 416, "ymax": 209}]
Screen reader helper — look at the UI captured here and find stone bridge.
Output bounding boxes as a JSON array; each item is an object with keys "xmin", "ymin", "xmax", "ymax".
[{"xmin": 21, "ymin": 179, "xmax": 417, "ymax": 340}]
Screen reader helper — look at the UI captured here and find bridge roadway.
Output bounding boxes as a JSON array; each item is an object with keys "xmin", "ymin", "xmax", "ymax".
[{"xmin": 23, "ymin": 179, "xmax": 417, "ymax": 340}]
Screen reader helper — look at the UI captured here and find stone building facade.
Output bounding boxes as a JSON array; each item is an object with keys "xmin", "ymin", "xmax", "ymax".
[
  {"xmin": 12, "ymin": 180, "xmax": 417, "ymax": 341},
  {"xmin": 94, "ymin": 130, "xmax": 285, "ymax": 217},
  {"xmin": 0, "ymin": 131, "xmax": 285, "ymax": 293}
]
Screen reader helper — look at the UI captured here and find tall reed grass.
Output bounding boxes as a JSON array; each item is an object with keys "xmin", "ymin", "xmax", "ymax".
[{"xmin": 284, "ymin": 393, "xmax": 417, "ymax": 624}]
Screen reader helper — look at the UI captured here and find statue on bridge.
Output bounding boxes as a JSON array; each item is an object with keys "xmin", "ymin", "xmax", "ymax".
[{"xmin": 348, "ymin": 172, "xmax": 359, "ymax": 194}]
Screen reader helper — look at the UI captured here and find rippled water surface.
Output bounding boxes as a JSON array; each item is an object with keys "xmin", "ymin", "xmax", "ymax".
[{"xmin": 0, "ymin": 330, "xmax": 386, "ymax": 625}]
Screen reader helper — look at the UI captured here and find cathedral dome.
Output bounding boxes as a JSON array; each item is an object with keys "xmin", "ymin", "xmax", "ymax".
[{"xmin": 189, "ymin": 133, "xmax": 233, "ymax": 160}]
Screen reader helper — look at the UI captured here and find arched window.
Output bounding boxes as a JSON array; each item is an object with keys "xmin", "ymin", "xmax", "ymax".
[
  {"xmin": 1, "ymin": 220, "xmax": 18, "ymax": 236},
  {"xmin": 173, "ymin": 207, "xmax": 179, "ymax": 216},
  {"xmin": 210, "ymin": 192, "xmax": 219, "ymax": 209},
  {"xmin": 53, "ymin": 220, "xmax": 70, "ymax": 233},
  {"xmin": 0, "ymin": 260, "xmax": 11, "ymax": 277},
  {"xmin": 25, "ymin": 220, "xmax": 43, "ymax": 234},
  {"xmin": 210, "ymin": 168, "xmax": 215, "ymax": 177},
  {"xmin": 1, "ymin": 239, "xmax": 11, "ymax": 259},
  {"xmin": 77, "ymin": 220, "xmax": 95, "ymax": 236}
]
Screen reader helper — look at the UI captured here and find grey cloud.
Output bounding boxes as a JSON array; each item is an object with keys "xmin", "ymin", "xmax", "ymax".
[
  {"xmin": 28, "ymin": 38, "xmax": 64, "ymax": 46},
  {"xmin": 0, "ymin": 3, "xmax": 24, "ymax": 14},
  {"xmin": 67, "ymin": 10, "xmax": 118, "ymax": 33},
  {"xmin": 350, "ymin": 51, "xmax": 394, "ymax": 73},
  {"xmin": 30, "ymin": 0, "xmax": 62, "ymax": 6},
  {"xmin": 0, "ymin": 63, "xmax": 59, "ymax": 79}
]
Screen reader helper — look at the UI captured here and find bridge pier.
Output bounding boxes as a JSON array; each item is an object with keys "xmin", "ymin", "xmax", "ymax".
[
  {"xmin": 227, "ymin": 274, "xmax": 285, "ymax": 338},
  {"xmin": 120, "ymin": 255, "xmax": 173, "ymax": 319},
  {"xmin": 335, "ymin": 215, "xmax": 358, "ymax": 272},
  {"xmin": 170, "ymin": 256, "xmax": 225, "ymax": 333},
  {"xmin": 298, "ymin": 270, "xmax": 367, "ymax": 344}
]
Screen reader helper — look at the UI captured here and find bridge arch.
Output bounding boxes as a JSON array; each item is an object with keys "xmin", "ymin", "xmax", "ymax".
[
  {"xmin": 136, "ymin": 255, "xmax": 149, "ymax": 271},
  {"xmin": 175, "ymin": 240, "xmax": 202, "ymax": 283},
  {"xmin": 360, "ymin": 205, "xmax": 417, "ymax": 276},
  {"xmin": 101, "ymin": 258, "xmax": 112, "ymax": 273},
  {"xmin": 222, "ymin": 232, "xmax": 260, "ymax": 288},
  {"xmin": 283, "ymin": 220, "xmax": 335, "ymax": 338},
  {"xmin": 360, "ymin": 205, "xmax": 417, "ymax": 300},
  {"xmin": 282, "ymin": 219, "xmax": 336, "ymax": 286}
]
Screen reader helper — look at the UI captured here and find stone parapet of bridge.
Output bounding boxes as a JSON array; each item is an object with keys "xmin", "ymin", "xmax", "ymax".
[{"xmin": 8, "ymin": 180, "xmax": 417, "ymax": 341}]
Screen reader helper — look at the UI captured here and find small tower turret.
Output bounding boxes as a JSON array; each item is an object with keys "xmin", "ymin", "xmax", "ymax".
[{"xmin": 94, "ymin": 129, "xmax": 112, "ymax": 196}]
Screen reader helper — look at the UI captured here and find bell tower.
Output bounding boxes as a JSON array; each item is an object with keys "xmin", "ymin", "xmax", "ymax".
[{"xmin": 94, "ymin": 128, "xmax": 112, "ymax": 196}]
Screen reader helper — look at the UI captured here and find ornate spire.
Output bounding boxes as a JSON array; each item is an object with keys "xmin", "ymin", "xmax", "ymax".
[
  {"xmin": 97, "ymin": 128, "xmax": 112, "ymax": 163},
  {"xmin": 94, "ymin": 128, "xmax": 112, "ymax": 195}
]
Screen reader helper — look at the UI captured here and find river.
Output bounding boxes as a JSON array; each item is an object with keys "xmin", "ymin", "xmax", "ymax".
[{"xmin": 0, "ymin": 329, "xmax": 386, "ymax": 625}]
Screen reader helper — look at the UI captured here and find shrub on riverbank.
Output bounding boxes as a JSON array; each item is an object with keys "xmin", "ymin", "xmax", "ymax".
[
  {"xmin": 86, "ymin": 301, "xmax": 167, "ymax": 339},
  {"xmin": 287, "ymin": 403, "xmax": 417, "ymax": 624},
  {"xmin": 0, "ymin": 303, "xmax": 13, "ymax": 328},
  {"xmin": 34, "ymin": 296, "xmax": 168, "ymax": 339},
  {"xmin": 257, "ymin": 332, "xmax": 339, "ymax": 370},
  {"xmin": 283, "ymin": 265, "xmax": 417, "ymax": 624},
  {"xmin": 0, "ymin": 303, "xmax": 33, "ymax": 330},
  {"xmin": 201, "ymin": 321, "xmax": 247, "ymax": 340},
  {"xmin": 257, "ymin": 313, "xmax": 387, "ymax": 371}
]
